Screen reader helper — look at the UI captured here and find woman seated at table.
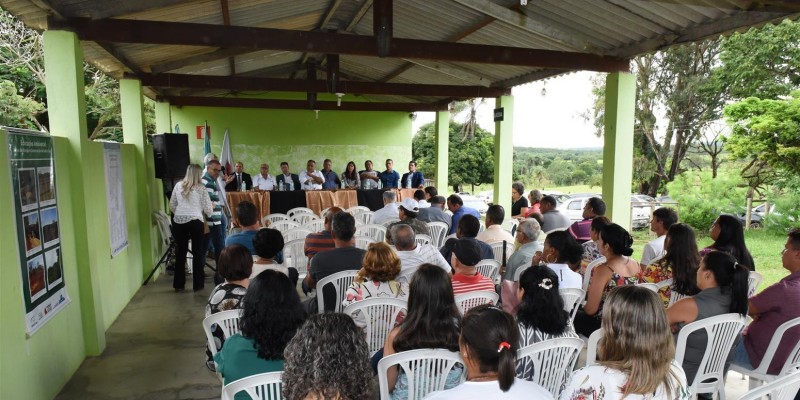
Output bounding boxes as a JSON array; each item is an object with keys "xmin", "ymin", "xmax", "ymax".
[
  {"xmin": 639, "ymin": 223, "xmax": 700, "ymax": 306},
  {"xmin": 214, "ymin": 270, "xmax": 306, "ymax": 397},
  {"xmin": 342, "ymin": 242, "xmax": 409, "ymax": 328},
  {"xmin": 341, "ymin": 160, "xmax": 361, "ymax": 189}
]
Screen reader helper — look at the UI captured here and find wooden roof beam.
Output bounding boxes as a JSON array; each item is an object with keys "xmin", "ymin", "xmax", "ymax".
[{"xmin": 162, "ymin": 96, "xmax": 448, "ymax": 112}]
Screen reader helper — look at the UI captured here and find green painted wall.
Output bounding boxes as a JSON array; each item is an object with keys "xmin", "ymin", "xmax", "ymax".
[{"xmin": 169, "ymin": 104, "xmax": 413, "ymax": 174}]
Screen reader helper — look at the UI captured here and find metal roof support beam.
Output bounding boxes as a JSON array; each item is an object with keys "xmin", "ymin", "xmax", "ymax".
[
  {"xmin": 162, "ymin": 96, "xmax": 448, "ymax": 112},
  {"xmin": 48, "ymin": 18, "xmax": 630, "ymax": 72}
]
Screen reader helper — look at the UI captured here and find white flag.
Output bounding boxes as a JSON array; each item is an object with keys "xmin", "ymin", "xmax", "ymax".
[{"xmin": 219, "ymin": 129, "xmax": 233, "ymax": 175}]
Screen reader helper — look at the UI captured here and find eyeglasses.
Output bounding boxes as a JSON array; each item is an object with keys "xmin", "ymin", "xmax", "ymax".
[{"xmin": 782, "ymin": 248, "xmax": 788, "ymax": 255}]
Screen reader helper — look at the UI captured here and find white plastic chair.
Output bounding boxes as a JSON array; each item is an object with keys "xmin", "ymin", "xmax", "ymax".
[
  {"xmin": 263, "ymin": 213, "xmax": 289, "ymax": 226},
  {"xmin": 748, "ymin": 271, "xmax": 763, "ymax": 297},
  {"xmin": 381, "ymin": 218, "xmax": 401, "ymax": 228},
  {"xmin": 360, "ymin": 224, "xmax": 387, "ymax": 243},
  {"xmin": 270, "ymin": 220, "xmax": 300, "ymax": 234},
  {"xmin": 515, "ymin": 337, "xmax": 584, "ymax": 398},
  {"xmin": 583, "ymin": 257, "xmax": 606, "ymax": 292},
  {"xmin": 414, "ymin": 233, "xmax": 432, "ymax": 246},
  {"xmin": 221, "ymin": 371, "xmax": 284, "ymax": 400},
  {"xmin": 287, "ymin": 207, "xmax": 315, "ymax": 219},
  {"xmin": 559, "ymin": 288, "xmax": 585, "ymax": 322},
  {"xmin": 489, "ymin": 241, "xmax": 514, "ymax": 265},
  {"xmin": 319, "ymin": 207, "xmax": 330, "ymax": 218},
  {"xmin": 347, "ymin": 205, "xmax": 371, "ymax": 214},
  {"xmin": 674, "ymin": 313, "xmax": 747, "ymax": 399},
  {"xmin": 303, "ymin": 219, "xmax": 325, "ymax": 233},
  {"xmin": 737, "ymin": 371, "xmax": 800, "ymax": 400},
  {"xmin": 584, "ymin": 328, "xmax": 603, "ymax": 367},
  {"xmin": 292, "ymin": 213, "xmax": 319, "ymax": 225},
  {"xmin": 355, "ymin": 236, "xmax": 375, "ymax": 250},
  {"xmin": 202, "ymin": 309, "xmax": 242, "ymax": 358},
  {"xmin": 284, "ymin": 238, "xmax": 308, "ymax": 278},
  {"xmin": 343, "ymin": 297, "xmax": 408, "ymax": 356},
  {"xmin": 316, "ymin": 270, "xmax": 359, "ymax": 314},
  {"xmin": 543, "ymin": 227, "xmax": 568, "ymax": 235},
  {"xmin": 513, "ymin": 265, "xmax": 530, "ymax": 282},
  {"xmin": 377, "ymin": 349, "xmax": 465, "ymax": 400},
  {"xmin": 425, "ymin": 222, "xmax": 449, "ymax": 248},
  {"xmin": 354, "ymin": 211, "xmax": 374, "ymax": 225},
  {"xmin": 454, "ymin": 291, "xmax": 499, "ymax": 315},
  {"xmin": 502, "ymin": 219, "xmax": 519, "ymax": 236},
  {"xmin": 638, "ymin": 282, "xmax": 659, "ymax": 292},
  {"xmin": 282, "ymin": 228, "xmax": 312, "ymax": 243},
  {"xmin": 730, "ymin": 317, "xmax": 800, "ymax": 389},
  {"xmin": 397, "ymin": 267, "xmax": 417, "ymax": 284},
  {"xmin": 656, "ymin": 278, "xmax": 690, "ymax": 306},
  {"xmin": 475, "ymin": 259, "xmax": 500, "ymax": 284}
]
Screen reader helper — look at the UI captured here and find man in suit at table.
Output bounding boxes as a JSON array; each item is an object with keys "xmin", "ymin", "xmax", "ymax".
[
  {"xmin": 224, "ymin": 161, "xmax": 252, "ymax": 192},
  {"xmin": 276, "ymin": 161, "xmax": 302, "ymax": 191},
  {"xmin": 401, "ymin": 160, "xmax": 425, "ymax": 189}
]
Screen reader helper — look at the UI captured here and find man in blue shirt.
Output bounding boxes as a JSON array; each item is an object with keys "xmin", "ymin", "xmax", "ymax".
[
  {"xmin": 225, "ymin": 201, "xmax": 283, "ymax": 263},
  {"xmin": 379, "ymin": 159, "xmax": 401, "ymax": 188},
  {"xmin": 320, "ymin": 159, "xmax": 340, "ymax": 190},
  {"xmin": 446, "ymin": 194, "xmax": 481, "ymax": 235},
  {"xmin": 401, "ymin": 160, "xmax": 425, "ymax": 188}
]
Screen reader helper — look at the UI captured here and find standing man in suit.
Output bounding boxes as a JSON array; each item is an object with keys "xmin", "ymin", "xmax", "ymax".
[
  {"xmin": 276, "ymin": 161, "xmax": 302, "ymax": 190},
  {"xmin": 401, "ymin": 160, "xmax": 425, "ymax": 189},
  {"xmin": 224, "ymin": 161, "xmax": 252, "ymax": 192}
]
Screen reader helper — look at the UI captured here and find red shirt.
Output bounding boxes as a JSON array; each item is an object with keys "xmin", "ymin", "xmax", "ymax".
[{"xmin": 452, "ymin": 272, "xmax": 495, "ymax": 296}]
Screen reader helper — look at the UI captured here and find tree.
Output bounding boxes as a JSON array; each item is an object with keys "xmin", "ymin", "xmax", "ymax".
[
  {"xmin": 0, "ymin": 79, "xmax": 44, "ymax": 128},
  {"xmin": 448, "ymin": 98, "xmax": 485, "ymax": 141},
  {"xmin": 413, "ymin": 121, "xmax": 494, "ymax": 192}
]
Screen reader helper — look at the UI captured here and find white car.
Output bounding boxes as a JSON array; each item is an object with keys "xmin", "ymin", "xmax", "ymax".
[
  {"xmin": 460, "ymin": 195, "xmax": 489, "ymax": 215},
  {"xmin": 556, "ymin": 195, "xmax": 649, "ymax": 229}
]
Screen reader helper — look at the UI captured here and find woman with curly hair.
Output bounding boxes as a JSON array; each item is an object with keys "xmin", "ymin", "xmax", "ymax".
[
  {"xmin": 639, "ymin": 223, "xmax": 701, "ymax": 306},
  {"xmin": 515, "ymin": 265, "xmax": 578, "ymax": 380},
  {"xmin": 701, "ymin": 214, "xmax": 756, "ymax": 270},
  {"xmin": 342, "ymin": 242, "xmax": 409, "ymax": 327},
  {"xmin": 283, "ymin": 313, "xmax": 374, "ymax": 400},
  {"xmin": 561, "ymin": 285, "xmax": 690, "ymax": 400},
  {"xmin": 382, "ymin": 263, "xmax": 462, "ymax": 399},
  {"xmin": 214, "ymin": 270, "xmax": 306, "ymax": 396}
]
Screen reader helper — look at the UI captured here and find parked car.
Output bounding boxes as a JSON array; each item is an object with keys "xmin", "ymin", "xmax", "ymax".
[
  {"xmin": 556, "ymin": 195, "xmax": 649, "ymax": 229},
  {"xmin": 732, "ymin": 212, "xmax": 764, "ymax": 229},
  {"xmin": 461, "ymin": 194, "xmax": 489, "ymax": 215}
]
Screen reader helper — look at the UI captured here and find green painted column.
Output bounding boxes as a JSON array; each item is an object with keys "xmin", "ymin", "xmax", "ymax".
[
  {"xmin": 601, "ymin": 72, "xmax": 635, "ymax": 231},
  {"xmin": 493, "ymin": 96, "xmax": 514, "ymax": 217},
  {"xmin": 154, "ymin": 101, "xmax": 172, "ymax": 134},
  {"xmin": 43, "ymin": 30, "xmax": 106, "ymax": 354},
  {"xmin": 434, "ymin": 110, "xmax": 449, "ymax": 191},
  {"xmin": 120, "ymin": 79, "xmax": 156, "ymax": 278}
]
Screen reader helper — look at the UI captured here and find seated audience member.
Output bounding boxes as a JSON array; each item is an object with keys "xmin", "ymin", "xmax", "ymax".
[
  {"xmin": 530, "ymin": 230, "xmax": 583, "ymax": 289},
  {"xmin": 526, "ymin": 189, "xmax": 542, "ymax": 217},
  {"xmin": 440, "ymin": 214, "xmax": 494, "ymax": 265},
  {"xmin": 386, "ymin": 198, "xmax": 430, "ymax": 244},
  {"xmin": 372, "ymin": 190, "xmax": 399, "ymax": 225},
  {"xmin": 567, "ymin": 197, "xmax": 605, "ymax": 243},
  {"xmin": 639, "ymin": 223, "xmax": 700, "ymax": 306},
  {"xmin": 500, "ymin": 218, "xmax": 543, "ymax": 313},
  {"xmin": 283, "ymin": 313, "xmax": 374, "ymax": 400},
  {"xmin": 359, "ymin": 159, "xmax": 379, "ymax": 189},
  {"xmin": 224, "ymin": 161, "xmax": 252, "ymax": 192},
  {"xmin": 320, "ymin": 158, "xmax": 340, "ymax": 190},
  {"xmin": 342, "ymin": 242, "xmax": 409, "ymax": 327},
  {"xmin": 392, "ymin": 224, "xmax": 450, "ymax": 275},
  {"xmin": 539, "ymin": 195, "xmax": 571, "ymax": 232},
  {"xmin": 425, "ymin": 304, "xmax": 553, "ymax": 400},
  {"xmin": 581, "ymin": 216, "xmax": 611, "ymax": 269},
  {"xmin": 225, "ymin": 200, "xmax": 283, "ymax": 263},
  {"xmin": 275, "ymin": 161, "xmax": 301, "ymax": 191},
  {"xmin": 341, "ymin": 160, "xmax": 361, "ymax": 189},
  {"xmin": 424, "ymin": 186, "xmax": 438, "ymax": 200},
  {"xmin": 298, "ymin": 159, "xmax": 325, "ymax": 190},
  {"xmin": 667, "ymin": 251, "xmax": 749, "ymax": 386},
  {"xmin": 574, "ymin": 223, "xmax": 639, "ymax": 337},
  {"xmin": 214, "ymin": 270, "xmax": 306, "ymax": 396},
  {"xmin": 303, "ymin": 207, "xmax": 341, "ymax": 268},
  {"xmin": 451, "ymin": 239, "xmax": 496, "ymax": 296},
  {"xmin": 414, "ymin": 189, "xmax": 430, "ymax": 208},
  {"xmin": 477, "ymin": 204, "xmax": 516, "ymax": 248},
  {"xmin": 446, "ymin": 194, "xmax": 481, "ymax": 235},
  {"xmin": 252, "ymin": 163, "xmax": 276, "ymax": 191},
  {"xmin": 204, "ymin": 244, "xmax": 252, "ymax": 371},
  {"xmin": 732, "ymin": 228, "xmax": 800, "ymax": 374},
  {"xmin": 562, "ymin": 286, "xmax": 690, "ymax": 400},
  {"xmin": 379, "ymin": 159, "xmax": 401, "ymax": 188},
  {"xmin": 382, "ymin": 264, "xmax": 462, "ymax": 399},
  {"xmin": 418, "ymin": 195, "xmax": 451, "ymax": 227},
  {"xmin": 702, "ymin": 214, "xmax": 756, "ymax": 270},
  {"xmin": 401, "ymin": 160, "xmax": 425, "ymax": 189},
  {"xmin": 515, "ymin": 267, "xmax": 578, "ymax": 371},
  {"xmin": 304, "ymin": 212, "xmax": 365, "ymax": 313},
  {"xmin": 510, "ymin": 182, "xmax": 529, "ymax": 220},
  {"xmin": 251, "ymin": 228, "xmax": 292, "ymax": 281},
  {"xmin": 641, "ymin": 207, "xmax": 679, "ymax": 266}
]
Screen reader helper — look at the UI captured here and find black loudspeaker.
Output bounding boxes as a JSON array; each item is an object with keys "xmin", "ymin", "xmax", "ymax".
[{"xmin": 152, "ymin": 134, "xmax": 189, "ymax": 179}]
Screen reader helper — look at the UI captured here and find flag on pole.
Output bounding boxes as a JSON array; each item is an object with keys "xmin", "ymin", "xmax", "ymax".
[
  {"xmin": 202, "ymin": 120, "xmax": 211, "ymax": 156},
  {"xmin": 219, "ymin": 129, "xmax": 233, "ymax": 175}
]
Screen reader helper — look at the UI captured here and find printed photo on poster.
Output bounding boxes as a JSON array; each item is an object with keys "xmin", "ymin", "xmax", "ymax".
[
  {"xmin": 18, "ymin": 168, "xmax": 38, "ymax": 212},
  {"xmin": 22, "ymin": 211, "xmax": 42, "ymax": 256},
  {"xmin": 37, "ymin": 167, "xmax": 55, "ymax": 206},
  {"xmin": 44, "ymin": 247, "xmax": 63, "ymax": 289},
  {"xmin": 40, "ymin": 206, "xmax": 60, "ymax": 248},
  {"xmin": 27, "ymin": 255, "xmax": 47, "ymax": 303}
]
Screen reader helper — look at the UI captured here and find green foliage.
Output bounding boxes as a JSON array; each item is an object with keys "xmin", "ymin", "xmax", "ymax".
[
  {"xmin": 666, "ymin": 169, "xmax": 748, "ymax": 231},
  {"xmin": 0, "ymin": 79, "xmax": 44, "ymax": 128},
  {"xmin": 512, "ymin": 147, "xmax": 603, "ymax": 188},
  {"xmin": 412, "ymin": 121, "xmax": 494, "ymax": 191}
]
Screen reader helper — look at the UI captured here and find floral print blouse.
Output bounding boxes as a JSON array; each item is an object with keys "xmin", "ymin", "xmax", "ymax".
[
  {"xmin": 342, "ymin": 278, "xmax": 409, "ymax": 328},
  {"xmin": 639, "ymin": 260, "xmax": 673, "ymax": 306},
  {"xmin": 559, "ymin": 362, "xmax": 691, "ymax": 400}
]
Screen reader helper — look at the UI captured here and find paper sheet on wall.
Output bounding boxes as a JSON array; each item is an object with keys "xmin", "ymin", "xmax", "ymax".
[{"xmin": 104, "ymin": 143, "xmax": 128, "ymax": 257}]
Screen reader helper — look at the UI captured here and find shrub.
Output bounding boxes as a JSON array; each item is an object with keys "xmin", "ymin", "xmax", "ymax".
[{"xmin": 666, "ymin": 170, "xmax": 748, "ymax": 232}]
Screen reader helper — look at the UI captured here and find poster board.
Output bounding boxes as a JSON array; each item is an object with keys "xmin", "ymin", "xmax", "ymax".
[{"xmin": 103, "ymin": 143, "xmax": 128, "ymax": 257}]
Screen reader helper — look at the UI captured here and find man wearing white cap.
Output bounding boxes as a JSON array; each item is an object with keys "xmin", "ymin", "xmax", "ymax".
[{"xmin": 385, "ymin": 198, "xmax": 431, "ymax": 245}]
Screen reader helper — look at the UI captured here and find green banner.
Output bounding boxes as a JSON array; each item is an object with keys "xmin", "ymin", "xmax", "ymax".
[{"xmin": 6, "ymin": 128, "xmax": 70, "ymax": 336}]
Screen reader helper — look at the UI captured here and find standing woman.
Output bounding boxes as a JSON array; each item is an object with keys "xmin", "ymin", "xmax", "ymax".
[
  {"xmin": 510, "ymin": 182, "xmax": 529, "ymax": 220},
  {"xmin": 639, "ymin": 223, "xmax": 701, "ymax": 306},
  {"xmin": 341, "ymin": 160, "xmax": 361, "ymax": 189},
  {"xmin": 701, "ymin": 214, "xmax": 756, "ymax": 270},
  {"xmin": 169, "ymin": 164, "xmax": 213, "ymax": 292},
  {"xmin": 666, "ymin": 251, "xmax": 749, "ymax": 386}
]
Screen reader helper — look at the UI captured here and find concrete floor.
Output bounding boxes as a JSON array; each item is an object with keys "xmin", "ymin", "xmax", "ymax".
[{"xmin": 54, "ymin": 265, "xmax": 753, "ymax": 400}]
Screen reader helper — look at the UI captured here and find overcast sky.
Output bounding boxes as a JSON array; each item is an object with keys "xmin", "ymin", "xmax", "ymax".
[{"xmin": 412, "ymin": 71, "xmax": 606, "ymax": 149}]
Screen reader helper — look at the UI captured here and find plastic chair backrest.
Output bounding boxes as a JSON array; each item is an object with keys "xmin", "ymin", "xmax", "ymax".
[
  {"xmin": 516, "ymin": 337, "xmax": 584, "ymax": 398},
  {"xmin": 584, "ymin": 328, "xmax": 603, "ymax": 367},
  {"xmin": 454, "ymin": 291, "xmax": 499, "ymax": 315},
  {"xmin": 543, "ymin": 227, "xmax": 568, "ymax": 235},
  {"xmin": 361, "ymin": 224, "xmax": 387, "ymax": 243},
  {"xmin": 475, "ymin": 259, "xmax": 500, "ymax": 283},
  {"xmin": 355, "ymin": 211, "xmax": 374, "ymax": 225},
  {"xmin": 381, "ymin": 218, "xmax": 401, "ymax": 227},
  {"xmin": 355, "ymin": 237, "xmax": 375, "ymax": 250},
  {"xmin": 264, "ymin": 213, "xmax": 289, "ymax": 225},
  {"xmin": 287, "ymin": 207, "xmax": 315, "ymax": 218},
  {"xmin": 319, "ymin": 207, "xmax": 330, "ymax": 218},
  {"xmin": 303, "ymin": 219, "xmax": 325, "ymax": 233},
  {"xmin": 425, "ymin": 222, "xmax": 449, "ymax": 248},
  {"xmin": 737, "ymin": 372, "xmax": 800, "ymax": 400},
  {"xmin": 414, "ymin": 234, "xmax": 432, "ymax": 246},
  {"xmin": 377, "ymin": 349, "xmax": 465, "ymax": 400},
  {"xmin": 153, "ymin": 211, "xmax": 172, "ymax": 247},
  {"xmin": 489, "ymin": 241, "xmax": 514, "ymax": 265},
  {"xmin": 583, "ymin": 257, "xmax": 606, "ymax": 292},
  {"xmin": 221, "ymin": 371, "xmax": 284, "ymax": 400},
  {"xmin": 502, "ymin": 219, "xmax": 519, "ymax": 236},
  {"xmin": 397, "ymin": 267, "xmax": 417, "ymax": 284},
  {"xmin": 284, "ymin": 238, "xmax": 308, "ymax": 277},
  {"xmin": 316, "ymin": 270, "xmax": 359, "ymax": 314},
  {"xmin": 271, "ymin": 220, "xmax": 300, "ymax": 234},
  {"xmin": 292, "ymin": 213, "xmax": 319, "ymax": 225},
  {"xmin": 739, "ymin": 316, "xmax": 800, "ymax": 378},
  {"xmin": 559, "ymin": 288, "xmax": 585, "ymax": 322},
  {"xmin": 343, "ymin": 297, "xmax": 408, "ymax": 356},
  {"xmin": 282, "ymin": 228, "xmax": 312, "ymax": 243},
  {"xmin": 347, "ymin": 205, "xmax": 372, "ymax": 214},
  {"xmin": 513, "ymin": 265, "xmax": 531, "ymax": 282},
  {"xmin": 202, "ymin": 309, "xmax": 242, "ymax": 357},
  {"xmin": 674, "ymin": 313, "xmax": 747, "ymax": 397},
  {"xmin": 748, "ymin": 271, "xmax": 763, "ymax": 297}
]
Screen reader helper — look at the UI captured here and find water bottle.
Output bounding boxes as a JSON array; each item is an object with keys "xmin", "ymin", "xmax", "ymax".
[
  {"xmin": 278, "ymin": 181, "xmax": 284, "ymax": 191},
  {"xmin": 288, "ymin": 180, "xmax": 294, "ymax": 191},
  {"xmin": 377, "ymin": 179, "xmax": 382, "ymax": 190},
  {"xmin": 240, "ymin": 181, "xmax": 245, "ymax": 192},
  {"xmin": 340, "ymin": 179, "xmax": 345, "ymax": 189}
]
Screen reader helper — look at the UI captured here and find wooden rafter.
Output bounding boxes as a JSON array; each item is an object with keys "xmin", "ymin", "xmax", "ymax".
[{"xmin": 162, "ymin": 96, "xmax": 447, "ymax": 112}]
